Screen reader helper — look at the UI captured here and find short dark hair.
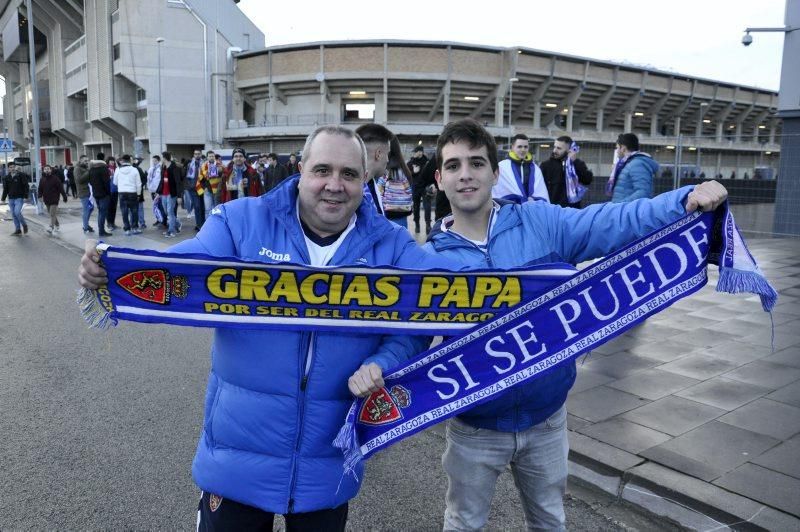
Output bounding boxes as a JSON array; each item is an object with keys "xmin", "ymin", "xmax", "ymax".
[
  {"xmin": 617, "ymin": 133, "xmax": 639, "ymax": 152},
  {"xmin": 511, "ymin": 134, "xmax": 529, "ymax": 145},
  {"xmin": 355, "ymin": 123, "xmax": 393, "ymax": 146},
  {"xmin": 119, "ymin": 154, "xmax": 132, "ymax": 162},
  {"xmin": 268, "ymin": 152, "xmax": 278, "ymax": 159},
  {"xmin": 556, "ymin": 135, "xmax": 573, "ymax": 145},
  {"xmin": 152, "ymin": 154, "xmax": 161, "ymax": 161},
  {"xmin": 436, "ymin": 118, "xmax": 499, "ymax": 173},
  {"xmin": 161, "ymin": 151, "xmax": 172, "ymax": 161},
  {"xmin": 96, "ymin": 152, "xmax": 105, "ymax": 160}
]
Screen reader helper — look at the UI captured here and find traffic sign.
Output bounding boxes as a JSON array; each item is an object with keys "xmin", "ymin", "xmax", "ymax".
[{"xmin": 0, "ymin": 139, "xmax": 13, "ymax": 152}]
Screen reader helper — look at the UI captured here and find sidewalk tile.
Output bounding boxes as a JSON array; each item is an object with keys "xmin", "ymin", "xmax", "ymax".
[
  {"xmin": 657, "ymin": 354, "xmax": 739, "ymax": 380},
  {"xmin": 567, "ymin": 386, "xmax": 649, "ymax": 423},
  {"xmin": 718, "ymin": 398, "xmax": 800, "ymax": 440},
  {"xmin": 675, "ymin": 377, "xmax": 769, "ymax": 411},
  {"xmin": 591, "ymin": 335, "xmax": 651, "ymax": 356},
  {"xmin": 658, "ymin": 314, "xmax": 720, "ymax": 331},
  {"xmin": 702, "ymin": 340, "xmax": 772, "ymax": 365},
  {"xmin": 752, "ymin": 439, "xmax": 800, "ymax": 479},
  {"xmin": 710, "ymin": 317, "xmax": 772, "ymax": 336},
  {"xmin": 579, "ymin": 351, "xmax": 661, "ymax": 380},
  {"xmin": 577, "ymin": 418, "xmax": 671, "ymax": 454},
  {"xmin": 722, "ymin": 360, "xmax": 800, "ymax": 390},
  {"xmin": 621, "ymin": 396, "xmax": 725, "ymax": 436},
  {"xmin": 570, "ymin": 368, "xmax": 615, "ymax": 394},
  {"xmin": 713, "ymin": 463, "xmax": 800, "ymax": 516},
  {"xmin": 676, "ymin": 327, "xmax": 747, "ymax": 347},
  {"xmin": 763, "ymin": 346, "xmax": 800, "ymax": 368},
  {"xmin": 640, "ymin": 422, "xmax": 779, "ymax": 482},
  {"xmin": 606, "ymin": 368, "xmax": 700, "ymax": 400},
  {"xmin": 627, "ymin": 339, "xmax": 697, "ymax": 362},
  {"xmin": 686, "ymin": 307, "xmax": 748, "ymax": 322},
  {"xmin": 766, "ymin": 380, "xmax": 800, "ymax": 408},
  {"xmin": 739, "ymin": 328, "xmax": 800, "ymax": 351}
]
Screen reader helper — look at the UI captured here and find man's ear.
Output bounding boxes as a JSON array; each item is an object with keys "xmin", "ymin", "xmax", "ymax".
[
  {"xmin": 493, "ymin": 168, "xmax": 499, "ymax": 186},
  {"xmin": 297, "ymin": 161, "xmax": 303, "ymax": 172},
  {"xmin": 435, "ymin": 169, "xmax": 442, "ymax": 187}
]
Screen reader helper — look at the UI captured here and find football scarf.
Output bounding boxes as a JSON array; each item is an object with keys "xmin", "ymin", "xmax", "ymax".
[
  {"xmin": 332, "ymin": 204, "xmax": 777, "ymax": 474},
  {"xmin": 565, "ymin": 142, "xmax": 587, "ymax": 204}
]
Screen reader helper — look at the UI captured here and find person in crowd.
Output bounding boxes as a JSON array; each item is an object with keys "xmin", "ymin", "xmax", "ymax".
[
  {"xmin": 285, "ymin": 152, "xmax": 300, "ymax": 175},
  {"xmin": 197, "ymin": 150, "xmax": 224, "ymax": 218},
  {"xmin": 157, "ymin": 151, "xmax": 182, "ymax": 238},
  {"xmin": 185, "ymin": 149, "xmax": 206, "ymax": 231},
  {"xmin": 132, "ymin": 157, "xmax": 148, "ymax": 229},
  {"xmin": 263, "ymin": 152, "xmax": 289, "ymax": 192},
  {"xmin": 375, "ymin": 135, "xmax": 413, "ymax": 228},
  {"xmin": 408, "ymin": 145, "xmax": 432, "ymax": 234},
  {"xmin": 37, "ymin": 164, "xmax": 68, "ymax": 235},
  {"xmin": 493, "ymin": 134, "xmax": 549, "ymax": 203},
  {"xmin": 88, "ymin": 152, "xmax": 113, "ymax": 237},
  {"xmin": 2, "ymin": 162, "xmax": 30, "ymax": 236},
  {"xmin": 609, "ymin": 133, "xmax": 658, "ymax": 203},
  {"xmin": 74, "ymin": 155, "xmax": 94, "ymax": 234},
  {"xmin": 113, "ymin": 154, "xmax": 143, "ymax": 235},
  {"xmin": 77, "ymin": 125, "xmax": 456, "ymax": 531},
  {"xmin": 424, "ymin": 118, "xmax": 727, "ymax": 531},
  {"xmin": 355, "ymin": 123, "xmax": 393, "ymax": 216},
  {"xmin": 106, "ymin": 156, "xmax": 119, "ymax": 231},
  {"xmin": 540, "ymin": 135, "xmax": 594, "ymax": 208},
  {"xmin": 147, "ymin": 154, "xmax": 167, "ymax": 229},
  {"xmin": 221, "ymin": 148, "xmax": 261, "ymax": 202}
]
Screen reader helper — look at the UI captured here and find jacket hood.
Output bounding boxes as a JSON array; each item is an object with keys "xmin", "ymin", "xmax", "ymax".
[
  {"xmin": 89, "ymin": 160, "xmax": 106, "ymax": 167},
  {"xmin": 629, "ymin": 152, "xmax": 660, "ymax": 172}
]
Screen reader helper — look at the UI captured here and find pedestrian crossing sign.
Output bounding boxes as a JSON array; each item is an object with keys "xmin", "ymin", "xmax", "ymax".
[{"xmin": 0, "ymin": 139, "xmax": 12, "ymax": 152}]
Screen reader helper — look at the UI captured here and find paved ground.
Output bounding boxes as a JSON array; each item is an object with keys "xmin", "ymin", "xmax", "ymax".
[{"xmin": 3, "ymin": 197, "xmax": 799, "ymax": 529}]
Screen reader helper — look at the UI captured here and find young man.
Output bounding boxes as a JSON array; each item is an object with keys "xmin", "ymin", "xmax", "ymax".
[
  {"xmin": 355, "ymin": 123, "xmax": 392, "ymax": 216},
  {"xmin": 113, "ymin": 154, "xmax": 143, "ymax": 235},
  {"xmin": 263, "ymin": 152, "xmax": 289, "ymax": 192},
  {"xmin": 157, "ymin": 151, "xmax": 182, "ymax": 238},
  {"xmin": 38, "ymin": 164, "xmax": 68, "ymax": 235},
  {"xmin": 2, "ymin": 162, "xmax": 30, "ymax": 235},
  {"xmin": 408, "ymin": 145, "xmax": 432, "ymax": 234},
  {"xmin": 492, "ymin": 133, "xmax": 549, "ymax": 203},
  {"xmin": 78, "ymin": 125, "xmax": 455, "ymax": 530},
  {"xmin": 88, "ymin": 152, "xmax": 113, "ymax": 237},
  {"xmin": 540, "ymin": 135, "xmax": 594, "ymax": 208},
  {"xmin": 221, "ymin": 148, "xmax": 261, "ymax": 202},
  {"xmin": 74, "ymin": 155, "xmax": 95, "ymax": 233},
  {"xmin": 610, "ymin": 132, "xmax": 658, "ymax": 203},
  {"xmin": 197, "ymin": 150, "xmax": 224, "ymax": 218},
  {"xmin": 184, "ymin": 149, "xmax": 206, "ymax": 231},
  {"xmin": 425, "ymin": 119, "xmax": 727, "ymax": 531}
]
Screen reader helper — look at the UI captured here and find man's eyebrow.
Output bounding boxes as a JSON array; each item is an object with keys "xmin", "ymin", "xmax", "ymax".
[
  {"xmin": 341, "ymin": 166, "xmax": 362, "ymax": 175},
  {"xmin": 310, "ymin": 164, "xmax": 330, "ymax": 171}
]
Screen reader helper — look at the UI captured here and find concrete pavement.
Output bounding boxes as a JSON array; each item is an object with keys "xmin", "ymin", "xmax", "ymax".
[{"xmin": 5, "ymin": 199, "xmax": 800, "ymax": 530}]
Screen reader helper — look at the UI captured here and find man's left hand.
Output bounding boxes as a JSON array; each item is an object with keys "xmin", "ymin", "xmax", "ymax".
[
  {"xmin": 348, "ymin": 363, "xmax": 384, "ymax": 397},
  {"xmin": 685, "ymin": 180, "xmax": 728, "ymax": 213},
  {"xmin": 568, "ymin": 151, "xmax": 578, "ymax": 162}
]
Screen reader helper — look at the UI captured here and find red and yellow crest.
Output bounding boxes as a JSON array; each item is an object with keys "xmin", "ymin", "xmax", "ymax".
[
  {"xmin": 358, "ymin": 385, "xmax": 412, "ymax": 426},
  {"xmin": 209, "ymin": 493, "xmax": 223, "ymax": 512},
  {"xmin": 116, "ymin": 269, "xmax": 189, "ymax": 304}
]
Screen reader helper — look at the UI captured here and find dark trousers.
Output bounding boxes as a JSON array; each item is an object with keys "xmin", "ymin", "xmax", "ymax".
[
  {"xmin": 119, "ymin": 192, "xmax": 139, "ymax": 230},
  {"xmin": 107, "ymin": 191, "xmax": 119, "ymax": 227},
  {"xmin": 190, "ymin": 188, "xmax": 205, "ymax": 228},
  {"xmin": 412, "ymin": 186, "xmax": 432, "ymax": 225},
  {"xmin": 96, "ymin": 196, "xmax": 110, "ymax": 234},
  {"xmin": 197, "ymin": 492, "xmax": 348, "ymax": 532}
]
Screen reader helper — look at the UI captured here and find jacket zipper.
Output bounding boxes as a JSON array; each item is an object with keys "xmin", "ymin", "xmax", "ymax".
[{"xmin": 287, "ymin": 331, "xmax": 315, "ymax": 513}]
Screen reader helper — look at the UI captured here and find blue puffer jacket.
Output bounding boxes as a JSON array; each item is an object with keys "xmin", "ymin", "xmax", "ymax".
[
  {"xmin": 169, "ymin": 177, "xmax": 454, "ymax": 514},
  {"xmin": 424, "ymin": 186, "xmax": 693, "ymax": 432},
  {"xmin": 611, "ymin": 153, "xmax": 659, "ymax": 203}
]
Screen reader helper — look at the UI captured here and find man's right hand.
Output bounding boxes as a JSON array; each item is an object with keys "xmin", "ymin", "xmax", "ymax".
[{"xmin": 78, "ymin": 239, "xmax": 108, "ymax": 289}]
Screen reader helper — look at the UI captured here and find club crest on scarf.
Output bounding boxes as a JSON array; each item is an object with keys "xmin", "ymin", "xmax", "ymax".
[
  {"xmin": 116, "ymin": 269, "xmax": 189, "ymax": 304},
  {"xmin": 358, "ymin": 385, "xmax": 412, "ymax": 425}
]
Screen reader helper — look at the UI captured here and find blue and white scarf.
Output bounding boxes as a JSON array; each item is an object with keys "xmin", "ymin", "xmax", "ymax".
[
  {"xmin": 76, "ymin": 203, "xmax": 776, "ymax": 474},
  {"xmin": 565, "ymin": 142, "xmax": 587, "ymax": 204}
]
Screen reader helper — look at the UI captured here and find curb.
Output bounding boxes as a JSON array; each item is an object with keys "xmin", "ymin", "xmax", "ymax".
[{"xmin": 568, "ymin": 431, "xmax": 800, "ymax": 531}]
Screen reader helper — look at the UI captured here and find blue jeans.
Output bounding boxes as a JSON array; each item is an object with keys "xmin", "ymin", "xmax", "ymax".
[
  {"xmin": 203, "ymin": 190, "xmax": 218, "ymax": 219},
  {"xmin": 96, "ymin": 196, "xmax": 110, "ymax": 233},
  {"xmin": 190, "ymin": 188, "xmax": 205, "ymax": 228},
  {"xmin": 161, "ymin": 194, "xmax": 180, "ymax": 234},
  {"xmin": 80, "ymin": 196, "xmax": 93, "ymax": 230},
  {"xmin": 137, "ymin": 202, "xmax": 146, "ymax": 227},
  {"xmin": 8, "ymin": 197, "xmax": 26, "ymax": 230},
  {"xmin": 442, "ymin": 406, "xmax": 568, "ymax": 531}
]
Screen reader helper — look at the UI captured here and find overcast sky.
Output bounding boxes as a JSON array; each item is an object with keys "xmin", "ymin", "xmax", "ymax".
[{"xmin": 238, "ymin": 0, "xmax": 786, "ymax": 91}]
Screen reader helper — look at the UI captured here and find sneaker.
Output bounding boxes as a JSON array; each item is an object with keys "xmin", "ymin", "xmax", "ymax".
[
  {"xmin": 124, "ymin": 230, "xmax": 132, "ymax": 236},
  {"xmin": 22, "ymin": 224, "xmax": 28, "ymax": 234},
  {"xmin": 107, "ymin": 224, "xmax": 118, "ymax": 231},
  {"xmin": 99, "ymin": 231, "xmax": 113, "ymax": 237},
  {"xmin": 414, "ymin": 222, "xmax": 420, "ymax": 234},
  {"xmin": 132, "ymin": 228, "xmax": 143, "ymax": 235},
  {"xmin": 85, "ymin": 226, "xmax": 95, "ymax": 233},
  {"xmin": 53, "ymin": 227, "xmax": 60, "ymax": 235},
  {"xmin": 10, "ymin": 229, "xmax": 21, "ymax": 236},
  {"xmin": 164, "ymin": 232, "xmax": 175, "ymax": 238},
  {"xmin": 139, "ymin": 224, "xmax": 147, "ymax": 229},
  {"xmin": 46, "ymin": 226, "xmax": 53, "ymax": 234}
]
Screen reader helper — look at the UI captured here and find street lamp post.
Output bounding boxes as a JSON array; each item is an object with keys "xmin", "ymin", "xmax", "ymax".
[
  {"xmin": 156, "ymin": 37, "xmax": 165, "ymax": 155},
  {"xmin": 507, "ymin": 77, "xmax": 518, "ymax": 148}
]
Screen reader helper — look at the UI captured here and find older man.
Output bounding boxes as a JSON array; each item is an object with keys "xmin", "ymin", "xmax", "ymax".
[{"xmin": 78, "ymin": 125, "xmax": 453, "ymax": 530}]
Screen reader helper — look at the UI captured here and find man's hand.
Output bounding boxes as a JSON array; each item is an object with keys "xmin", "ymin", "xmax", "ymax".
[
  {"xmin": 685, "ymin": 180, "xmax": 728, "ymax": 213},
  {"xmin": 348, "ymin": 363, "xmax": 384, "ymax": 397},
  {"xmin": 568, "ymin": 150, "xmax": 578, "ymax": 162},
  {"xmin": 78, "ymin": 239, "xmax": 108, "ymax": 289}
]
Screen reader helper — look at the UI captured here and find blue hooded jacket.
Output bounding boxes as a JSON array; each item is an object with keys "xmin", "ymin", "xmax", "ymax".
[
  {"xmin": 424, "ymin": 186, "xmax": 693, "ymax": 432},
  {"xmin": 611, "ymin": 153, "xmax": 659, "ymax": 203},
  {"xmin": 169, "ymin": 176, "xmax": 453, "ymax": 513}
]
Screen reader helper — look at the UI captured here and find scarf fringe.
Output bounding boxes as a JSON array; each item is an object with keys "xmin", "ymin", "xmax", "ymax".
[
  {"xmin": 333, "ymin": 405, "xmax": 364, "ymax": 479},
  {"xmin": 716, "ymin": 267, "xmax": 778, "ymax": 313},
  {"xmin": 76, "ymin": 287, "xmax": 117, "ymax": 329}
]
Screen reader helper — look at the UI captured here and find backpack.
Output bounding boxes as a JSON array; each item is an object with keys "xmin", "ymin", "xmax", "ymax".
[{"xmin": 378, "ymin": 169, "xmax": 412, "ymax": 213}]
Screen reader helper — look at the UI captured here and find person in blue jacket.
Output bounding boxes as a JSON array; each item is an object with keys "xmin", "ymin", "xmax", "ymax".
[
  {"xmin": 78, "ymin": 125, "xmax": 455, "ymax": 530},
  {"xmin": 424, "ymin": 119, "xmax": 727, "ymax": 531},
  {"xmin": 610, "ymin": 132, "xmax": 659, "ymax": 203}
]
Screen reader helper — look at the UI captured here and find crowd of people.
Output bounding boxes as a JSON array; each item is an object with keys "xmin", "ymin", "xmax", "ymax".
[{"xmin": 77, "ymin": 118, "xmax": 728, "ymax": 530}]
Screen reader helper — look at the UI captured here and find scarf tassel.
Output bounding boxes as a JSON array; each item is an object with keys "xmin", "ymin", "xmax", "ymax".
[
  {"xmin": 333, "ymin": 403, "xmax": 364, "ymax": 479},
  {"xmin": 716, "ymin": 267, "xmax": 778, "ymax": 313},
  {"xmin": 76, "ymin": 287, "xmax": 117, "ymax": 330}
]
